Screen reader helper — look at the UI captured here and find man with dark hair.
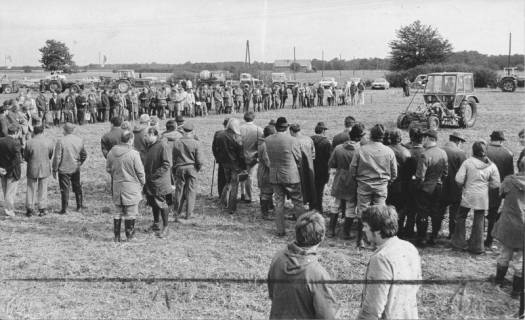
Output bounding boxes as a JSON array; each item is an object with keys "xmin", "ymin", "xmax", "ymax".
[
  {"xmin": 265, "ymin": 117, "xmax": 304, "ymax": 236},
  {"xmin": 52, "ymin": 123, "xmax": 87, "ymax": 214},
  {"xmin": 172, "ymin": 122, "xmax": 203, "ymax": 220},
  {"xmin": 219, "ymin": 118, "xmax": 245, "ymax": 214},
  {"xmin": 440, "ymin": 131, "xmax": 467, "ymax": 239},
  {"xmin": 257, "ymin": 125, "xmax": 276, "ymax": 219},
  {"xmin": 358, "ymin": 205, "xmax": 421, "ymax": 320},
  {"xmin": 414, "ymin": 129, "xmax": 448, "ymax": 247},
  {"xmin": 239, "ymin": 111, "xmax": 264, "ymax": 203},
  {"xmin": 386, "ymin": 129, "xmax": 410, "ymax": 218},
  {"xmin": 143, "ymin": 127, "xmax": 172, "ymax": 238},
  {"xmin": 101, "ymin": 116, "xmax": 123, "ymax": 159},
  {"xmin": 311, "ymin": 122, "xmax": 332, "ymax": 213},
  {"xmin": 332, "ymin": 116, "xmax": 356, "ymax": 148},
  {"xmin": 24, "ymin": 125, "xmax": 54, "ymax": 217},
  {"xmin": 350, "ymin": 124, "xmax": 397, "ymax": 247},
  {"xmin": 106, "ymin": 130, "xmax": 145, "ymax": 242},
  {"xmin": 132, "ymin": 114, "xmax": 151, "ymax": 164},
  {"xmin": 49, "ymin": 92, "xmax": 63, "ymax": 126},
  {"xmin": 212, "ymin": 118, "xmax": 230, "ymax": 197},
  {"xmin": 161, "ymin": 119, "xmax": 183, "ymax": 164},
  {"xmin": 485, "ymin": 130, "xmax": 514, "ymax": 248},
  {"xmin": 290, "ymin": 123, "xmax": 316, "ymax": 210},
  {"xmin": 328, "ymin": 123, "xmax": 364, "ymax": 239},
  {"xmin": 268, "ymin": 211, "xmax": 337, "ymax": 319},
  {"xmin": 0, "ymin": 124, "xmax": 22, "ymax": 216}
]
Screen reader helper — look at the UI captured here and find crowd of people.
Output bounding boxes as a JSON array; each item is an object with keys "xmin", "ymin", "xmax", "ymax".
[{"xmin": 0, "ymin": 93, "xmax": 524, "ymax": 317}]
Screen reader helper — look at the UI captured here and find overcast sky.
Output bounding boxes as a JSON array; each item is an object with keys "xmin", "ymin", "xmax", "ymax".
[{"xmin": 0, "ymin": 0, "xmax": 523, "ymax": 66}]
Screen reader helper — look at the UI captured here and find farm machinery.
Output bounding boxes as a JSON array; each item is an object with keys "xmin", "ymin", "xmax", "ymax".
[
  {"xmin": 397, "ymin": 72, "xmax": 478, "ymax": 130},
  {"xmin": 114, "ymin": 70, "xmax": 152, "ymax": 93},
  {"xmin": 40, "ymin": 72, "xmax": 86, "ymax": 93},
  {"xmin": 0, "ymin": 75, "xmax": 20, "ymax": 94},
  {"xmin": 498, "ymin": 67, "xmax": 525, "ymax": 92}
]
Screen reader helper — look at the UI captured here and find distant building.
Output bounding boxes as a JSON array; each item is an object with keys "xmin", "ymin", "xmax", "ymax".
[{"xmin": 273, "ymin": 59, "xmax": 312, "ymax": 72}]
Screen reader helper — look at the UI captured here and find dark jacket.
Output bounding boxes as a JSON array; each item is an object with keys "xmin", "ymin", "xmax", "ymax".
[
  {"xmin": 0, "ymin": 114, "xmax": 8, "ymax": 137},
  {"xmin": 132, "ymin": 125, "xmax": 149, "ymax": 163},
  {"xmin": 332, "ymin": 130, "xmax": 350, "ymax": 149},
  {"xmin": 213, "ymin": 129, "xmax": 245, "ymax": 170},
  {"xmin": 329, "ymin": 141, "xmax": 359, "ymax": 200},
  {"xmin": 143, "ymin": 139, "xmax": 172, "ymax": 196},
  {"xmin": 49, "ymin": 96, "xmax": 63, "ymax": 111},
  {"xmin": 268, "ymin": 242, "xmax": 336, "ymax": 320},
  {"xmin": 0, "ymin": 136, "xmax": 22, "ymax": 180},
  {"xmin": 101, "ymin": 127, "xmax": 123, "ymax": 159},
  {"xmin": 415, "ymin": 145, "xmax": 448, "ymax": 194},
  {"xmin": 311, "ymin": 134, "xmax": 332, "ymax": 185},
  {"xmin": 24, "ymin": 134, "xmax": 54, "ymax": 179},
  {"xmin": 487, "ymin": 143, "xmax": 514, "ymax": 209},
  {"xmin": 441, "ymin": 141, "xmax": 467, "ymax": 204},
  {"xmin": 101, "ymin": 92, "xmax": 110, "ymax": 110}
]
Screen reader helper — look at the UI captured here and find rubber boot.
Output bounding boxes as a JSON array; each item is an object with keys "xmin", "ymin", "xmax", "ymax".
[
  {"xmin": 124, "ymin": 219, "xmax": 136, "ymax": 241},
  {"xmin": 60, "ymin": 192, "xmax": 68, "ymax": 214},
  {"xmin": 158, "ymin": 208, "xmax": 169, "ymax": 238},
  {"xmin": 327, "ymin": 213, "xmax": 338, "ymax": 238},
  {"xmin": 260, "ymin": 200, "xmax": 271, "ymax": 220},
  {"xmin": 149, "ymin": 207, "xmax": 161, "ymax": 232},
  {"xmin": 342, "ymin": 218, "xmax": 354, "ymax": 240},
  {"xmin": 113, "ymin": 219, "xmax": 121, "ymax": 242},
  {"xmin": 415, "ymin": 217, "xmax": 429, "ymax": 247},
  {"xmin": 356, "ymin": 219, "xmax": 365, "ymax": 248},
  {"xmin": 428, "ymin": 216, "xmax": 442, "ymax": 246},
  {"xmin": 495, "ymin": 264, "xmax": 508, "ymax": 286},
  {"xmin": 511, "ymin": 275, "xmax": 523, "ymax": 298}
]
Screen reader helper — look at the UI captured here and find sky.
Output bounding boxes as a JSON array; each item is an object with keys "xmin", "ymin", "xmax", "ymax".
[{"xmin": 0, "ymin": 0, "xmax": 523, "ymax": 66}]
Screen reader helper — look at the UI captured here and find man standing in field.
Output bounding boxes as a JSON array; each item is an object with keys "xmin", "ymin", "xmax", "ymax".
[
  {"xmin": 24, "ymin": 125, "xmax": 54, "ymax": 217},
  {"xmin": 101, "ymin": 117, "xmax": 123, "ymax": 159},
  {"xmin": 268, "ymin": 211, "xmax": 337, "ymax": 319},
  {"xmin": 132, "ymin": 114, "xmax": 151, "ymax": 164},
  {"xmin": 143, "ymin": 127, "xmax": 172, "ymax": 238},
  {"xmin": 212, "ymin": 118, "xmax": 230, "ymax": 197},
  {"xmin": 0, "ymin": 124, "xmax": 22, "ymax": 216},
  {"xmin": 350, "ymin": 124, "xmax": 397, "ymax": 247},
  {"xmin": 357, "ymin": 205, "xmax": 421, "ymax": 320},
  {"xmin": 289, "ymin": 124, "xmax": 316, "ymax": 210},
  {"xmin": 332, "ymin": 116, "xmax": 356, "ymax": 148},
  {"xmin": 311, "ymin": 122, "xmax": 332, "ymax": 214},
  {"xmin": 265, "ymin": 117, "xmax": 304, "ymax": 236},
  {"xmin": 106, "ymin": 130, "xmax": 145, "ymax": 242},
  {"xmin": 172, "ymin": 122, "xmax": 203, "ymax": 220},
  {"xmin": 52, "ymin": 123, "xmax": 87, "ymax": 214},
  {"xmin": 485, "ymin": 130, "xmax": 514, "ymax": 248},
  {"xmin": 239, "ymin": 111, "xmax": 264, "ymax": 203}
]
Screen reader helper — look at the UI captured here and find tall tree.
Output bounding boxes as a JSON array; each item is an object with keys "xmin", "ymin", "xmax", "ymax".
[
  {"xmin": 389, "ymin": 20, "xmax": 452, "ymax": 70},
  {"xmin": 39, "ymin": 40, "xmax": 75, "ymax": 71}
]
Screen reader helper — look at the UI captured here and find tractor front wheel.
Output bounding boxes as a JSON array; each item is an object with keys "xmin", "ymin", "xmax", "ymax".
[
  {"xmin": 427, "ymin": 115, "xmax": 440, "ymax": 131},
  {"xmin": 458, "ymin": 98, "xmax": 477, "ymax": 128},
  {"xmin": 117, "ymin": 80, "xmax": 131, "ymax": 93},
  {"xmin": 3, "ymin": 86, "xmax": 12, "ymax": 94},
  {"xmin": 501, "ymin": 79, "xmax": 516, "ymax": 92}
]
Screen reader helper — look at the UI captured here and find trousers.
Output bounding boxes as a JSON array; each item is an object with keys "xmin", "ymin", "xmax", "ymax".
[
  {"xmin": 356, "ymin": 182, "xmax": 387, "ymax": 216},
  {"xmin": 174, "ymin": 166, "xmax": 197, "ymax": 217},
  {"xmin": 58, "ymin": 170, "xmax": 82, "ymax": 211},
  {"xmin": 451, "ymin": 207, "xmax": 486, "ymax": 253},
  {"xmin": 273, "ymin": 183, "xmax": 304, "ymax": 234},
  {"xmin": 26, "ymin": 177, "xmax": 49, "ymax": 210},
  {"xmin": 0, "ymin": 176, "xmax": 19, "ymax": 211},
  {"xmin": 240, "ymin": 163, "xmax": 257, "ymax": 201},
  {"xmin": 221, "ymin": 167, "xmax": 240, "ymax": 212}
]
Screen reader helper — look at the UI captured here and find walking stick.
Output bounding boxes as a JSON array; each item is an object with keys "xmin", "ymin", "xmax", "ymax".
[{"xmin": 210, "ymin": 161, "xmax": 216, "ymax": 196}]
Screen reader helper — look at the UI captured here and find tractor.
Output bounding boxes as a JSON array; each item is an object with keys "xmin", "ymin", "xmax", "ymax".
[
  {"xmin": 0, "ymin": 76, "xmax": 20, "ymax": 94},
  {"xmin": 498, "ymin": 67, "xmax": 525, "ymax": 92},
  {"xmin": 397, "ymin": 72, "xmax": 478, "ymax": 130},
  {"xmin": 40, "ymin": 72, "xmax": 84, "ymax": 93}
]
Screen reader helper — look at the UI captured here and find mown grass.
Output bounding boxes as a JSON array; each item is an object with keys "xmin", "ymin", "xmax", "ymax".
[{"xmin": 0, "ymin": 88, "xmax": 524, "ymax": 319}]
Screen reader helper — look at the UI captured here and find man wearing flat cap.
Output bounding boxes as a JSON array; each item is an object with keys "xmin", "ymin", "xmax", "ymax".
[
  {"xmin": 311, "ymin": 122, "xmax": 332, "ymax": 213},
  {"xmin": 172, "ymin": 122, "xmax": 203, "ymax": 219},
  {"xmin": 440, "ymin": 131, "xmax": 467, "ymax": 238},
  {"xmin": 486, "ymin": 130, "xmax": 514, "ymax": 248},
  {"xmin": 52, "ymin": 123, "xmax": 88, "ymax": 214},
  {"xmin": 264, "ymin": 117, "xmax": 304, "ymax": 236},
  {"xmin": 414, "ymin": 129, "xmax": 448, "ymax": 247}
]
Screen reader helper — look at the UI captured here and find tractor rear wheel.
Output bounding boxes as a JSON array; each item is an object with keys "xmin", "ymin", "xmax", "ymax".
[
  {"xmin": 501, "ymin": 79, "xmax": 516, "ymax": 92},
  {"xmin": 458, "ymin": 98, "xmax": 477, "ymax": 128},
  {"xmin": 427, "ymin": 115, "xmax": 440, "ymax": 131},
  {"xmin": 3, "ymin": 86, "xmax": 12, "ymax": 94},
  {"xmin": 117, "ymin": 80, "xmax": 132, "ymax": 93},
  {"xmin": 49, "ymin": 80, "xmax": 62, "ymax": 93},
  {"xmin": 396, "ymin": 114, "xmax": 410, "ymax": 129},
  {"xmin": 70, "ymin": 84, "xmax": 81, "ymax": 93}
]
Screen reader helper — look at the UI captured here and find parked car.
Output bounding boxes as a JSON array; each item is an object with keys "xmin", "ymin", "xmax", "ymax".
[
  {"xmin": 371, "ymin": 78, "xmax": 390, "ymax": 90},
  {"xmin": 319, "ymin": 77, "xmax": 337, "ymax": 88}
]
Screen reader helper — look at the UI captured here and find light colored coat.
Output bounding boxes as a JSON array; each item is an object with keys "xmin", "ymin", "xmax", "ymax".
[
  {"xmin": 455, "ymin": 157, "xmax": 500, "ymax": 210},
  {"xmin": 106, "ymin": 144, "xmax": 145, "ymax": 206},
  {"xmin": 358, "ymin": 237, "xmax": 421, "ymax": 320},
  {"xmin": 239, "ymin": 122, "xmax": 263, "ymax": 165},
  {"xmin": 265, "ymin": 132, "xmax": 301, "ymax": 184},
  {"xmin": 24, "ymin": 134, "xmax": 54, "ymax": 179}
]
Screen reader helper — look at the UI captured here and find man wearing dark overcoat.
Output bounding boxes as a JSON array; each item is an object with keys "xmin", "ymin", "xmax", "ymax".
[
  {"xmin": 101, "ymin": 117, "xmax": 123, "ymax": 159},
  {"xmin": 311, "ymin": 122, "xmax": 332, "ymax": 214}
]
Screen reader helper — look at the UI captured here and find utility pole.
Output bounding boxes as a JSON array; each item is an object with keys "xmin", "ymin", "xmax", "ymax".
[
  {"xmin": 321, "ymin": 50, "xmax": 324, "ymax": 77},
  {"xmin": 293, "ymin": 46, "xmax": 296, "ymax": 80},
  {"xmin": 507, "ymin": 32, "xmax": 512, "ymax": 68},
  {"xmin": 245, "ymin": 40, "xmax": 251, "ymax": 66},
  {"xmin": 339, "ymin": 53, "xmax": 342, "ymax": 81}
]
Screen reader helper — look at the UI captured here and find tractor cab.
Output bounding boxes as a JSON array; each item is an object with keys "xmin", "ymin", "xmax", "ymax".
[
  {"xmin": 503, "ymin": 67, "xmax": 518, "ymax": 77},
  {"xmin": 117, "ymin": 70, "xmax": 136, "ymax": 80},
  {"xmin": 423, "ymin": 73, "xmax": 475, "ymax": 109}
]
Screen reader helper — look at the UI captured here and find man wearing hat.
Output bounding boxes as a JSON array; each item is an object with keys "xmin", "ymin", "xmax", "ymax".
[
  {"xmin": 212, "ymin": 118, "xmax": 230, "ymax": 197},
  {"xmin": 172, "ymin": 122, "xmax": 203, "ymax": 219},
  {"xmin": 414, "ymin": 129, "xmax": 448, "ymax": 247},
  {"xmin": 440, "ymin": 131, "xmax": 467, "ymax": 239},
  {"xmin": 486, "ymin": 130, "xmax": 514, "ymax": 248},
  {"xmin": 350, "ymin": 124, "xmax": 397, "ymax": 247},
  {"xmin": 290, "ymin": 123, "xmax": 316, "ymax": 210},
  {"xmin": 311, "ymin": 122, "xmax": 332, "ymax": 213},
  {"xmin": 52, "ymin": 123, "xmax": 88, "ymax": 214},
  {"xmin": 264, "ymin": 117, "xmax": 304, "ymax": 236}
]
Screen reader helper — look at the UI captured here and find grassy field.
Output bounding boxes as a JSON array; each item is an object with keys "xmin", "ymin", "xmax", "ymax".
[{"xmin": 0, "ymin": 88, "xmax": 524, "ymax": 319}]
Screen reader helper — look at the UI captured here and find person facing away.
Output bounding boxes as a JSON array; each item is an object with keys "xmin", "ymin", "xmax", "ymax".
[
  {"xmin": 358, "ymin": 205, "xmax": 422, "ymax": 320},
  {"xmin": 332, "ymin": 115, "xmax": 356, "ymax": 148},
  {"xmin": 101, "ymin": 116, "xmax": 123, "ymax": 159},
  {"xmin": 268, "ymin": 211, "xmax": 337, "ymax": 320}
]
